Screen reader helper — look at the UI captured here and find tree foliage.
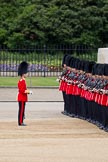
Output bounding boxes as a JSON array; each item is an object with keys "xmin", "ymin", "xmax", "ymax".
[{"xmin": 0, "ymin": 0, "xmax": 108, "ymax": 47}]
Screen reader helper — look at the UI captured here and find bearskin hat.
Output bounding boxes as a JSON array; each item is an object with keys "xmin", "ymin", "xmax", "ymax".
[
  {"xmin": 88, "ymin": 61, "xmax": 96, "ymax": 73},
  {"xmin": 18, "ymin": 61, "xmax": 29, "ymax": 76},
  {"xmin": 65, "ymin": 55, "xmax": 72, "ymax": 66},
  {"xmin": 97, "ymin": 63, "xmax": 105, "ymax": 76},
  {"xmin": 104, "ymin": 64, "xmax": 108, "ymax": 76},
  {"xmin": 70, "ymin": 57, "xmax": 76, "ymax": 68},
  {"xmin": 62, "ymin": 54, "xmax": 68, "ymax": 67}
]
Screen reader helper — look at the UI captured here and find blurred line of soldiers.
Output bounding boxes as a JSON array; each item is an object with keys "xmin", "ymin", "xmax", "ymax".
[{"xmin": 58, "ymin": 54, "xmax": 108, "ymax": 132}]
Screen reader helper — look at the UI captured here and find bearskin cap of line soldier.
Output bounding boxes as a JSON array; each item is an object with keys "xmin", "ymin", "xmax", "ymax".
[
  {"xmin": 79, "ymin": 60, "xmax": 83, "ymax": 71},
  {"xmin": 83, "ymin": 61, "xmax": 90, "ymax": 73},
  {"xmin": 76, "ymin": 60, "xmax": 81, "ymax": 70},
  {"xmin": 93, "ymin": 63, "xmax": 104, "ymax": 76},
  {"xmin": 65, "ymin": 55, "xmax": 72, "ymax": 67},
  {"xmin": 62, "ymin": 54, "xmax": 68, "ymax": 67},
  {"xmin": 75, "ymin": 58, "xmax": 80, "ymax": 70},
  {"xmin": 77, "ymin": 60, "xmax": 86, "ymax": 71},
  {"xmin": 92, "ymin": 63, "xmax": 97, "ymax": 75},
  {"xmin": 72, "ymin": 58, "xmax": 80, "ymax": 69},
  {"xmin": 92, "ymin": 63, "xmax": 101, "ymax": 75},
  {"xmin": 88, "ymin": 61, "xmax": 96, "ymax": 74},
  {"xmin": 18, "ymin": 61, "xmax": 29, "ymax": 76},
  {"xmin": 103, "ymin": 64, "xmax": 108, "ymax": 76},
  {"xmin": 81, "ymin": 60, "xmax": 87, "ymax": 71},
  {"xmin": 97, "ymin": 63, "xmax": 105, "ymax": 76},
  {"xmin": 84, "ymin": 61, "xmax": 95, "ymax": 73},
  {"xmin": 70, "ymin": 57, "xmax": 76, "ymax": 68}
]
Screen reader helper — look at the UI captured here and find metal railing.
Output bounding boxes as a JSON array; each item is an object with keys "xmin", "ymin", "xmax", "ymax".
[{"xmin": 0, "ymin": 44, "xmax": 97, "ymax": 77}]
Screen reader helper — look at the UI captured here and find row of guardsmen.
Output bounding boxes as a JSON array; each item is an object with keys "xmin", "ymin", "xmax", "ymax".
[{"xmin": 58, "ymin": 54, "xmax": 108, "ymax": 132}]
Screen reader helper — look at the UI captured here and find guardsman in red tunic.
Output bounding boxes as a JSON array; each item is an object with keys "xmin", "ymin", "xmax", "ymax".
[
  {"xmin": 17, "ymin": 61, "xmax": 31, "ymax": 126},
  {"xmin": 59, "ymin": 55, "xmax": 72, "ymax": 115}
]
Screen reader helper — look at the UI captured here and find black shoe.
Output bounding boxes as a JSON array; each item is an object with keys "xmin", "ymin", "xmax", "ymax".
[
  {"xmin": 91, "ymin": 120, "xmax": 96, "ymax": 124},
  {"xmin": 86, "ymin": 118, "xmax": 91, "ymax": 122},
  {"xmin": 68, "ymin": 114, "xmax": 75, "ymax": 117},
  {"xmin": 99, "ymin": 125, "xmax": 104, "ymax": 129},
  {"xmin": 19, "ymin": 123, "xmax": 27, "ymax": 126},
  {"xmin": 61, "ymin": 111, "xmax": 68, "ymax": 115},
  {"xmin": 103, "ymin": 127, "xmax": 108, "ymax": 132}
]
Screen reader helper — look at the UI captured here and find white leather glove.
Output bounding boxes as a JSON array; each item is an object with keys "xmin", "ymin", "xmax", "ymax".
[{"xmin": 29, "ymin": 90, "xmax": 33, "ymax": 95}]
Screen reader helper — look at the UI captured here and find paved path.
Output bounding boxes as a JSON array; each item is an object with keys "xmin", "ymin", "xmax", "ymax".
[
  {"xmin": 0, "ymin": 87, "xmax": 63, "ymax": 102},
  {"xmin": 0, "ymin": 102, "xmax": 63, "ymax": 120}
]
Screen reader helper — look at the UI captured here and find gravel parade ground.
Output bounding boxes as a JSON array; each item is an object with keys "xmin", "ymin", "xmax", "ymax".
[{"xmin": 0, "ymin": 101, "xmax": 108, "ymax": 162}]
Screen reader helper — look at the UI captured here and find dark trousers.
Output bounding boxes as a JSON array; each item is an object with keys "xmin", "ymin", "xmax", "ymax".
[
  {"xmin": 80, "ymin": 98, "xmax": 88, "ymax": 119},
  {"xmin": 101, "ymin": 106, "xmax": 108, "ymax": 128},
  {"xmin": 62, "ymin": 92, "xmax": 66, "ymax": 112},
  {"xmin": 18, "ymin": 102, "xmax": 26, "ymax": 125}
]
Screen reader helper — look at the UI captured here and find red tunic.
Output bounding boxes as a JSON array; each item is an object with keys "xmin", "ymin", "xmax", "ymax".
[
  {"xmin": 17, "ymin": 78, "xmax": 28, "ymax": 102},
  {"xmin": 100, "ymin": 94, "xmax": 107, "ymax": 106},
  {"xmin": 66, "ymin": 83, "xmax": 73, "ymax": 94},
  {"xmin": 101, "ymin": 84, "xmax": 108, "ymax": 106},
  {"xmin": 80, "ymin": 89, "xmax": 85, "ymax": 98}
]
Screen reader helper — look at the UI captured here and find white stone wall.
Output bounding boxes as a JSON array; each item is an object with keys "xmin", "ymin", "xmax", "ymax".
[{"xmin": 98, "ymin": 48, "xmax": 108, "ymax": 63}]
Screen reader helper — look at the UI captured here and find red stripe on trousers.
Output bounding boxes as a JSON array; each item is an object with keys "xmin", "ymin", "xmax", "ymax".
[{"xmin": 20, "ymin": 102, "xmax": 24, "ymax": 124}]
